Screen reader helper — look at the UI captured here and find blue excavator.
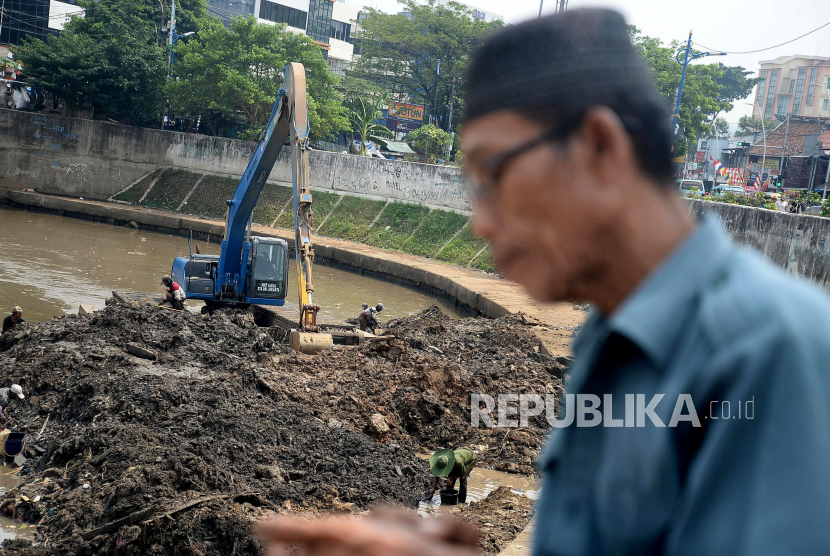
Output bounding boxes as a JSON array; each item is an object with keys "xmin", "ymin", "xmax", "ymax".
[{"xmin": 169, "ymin": 63, "xmax": 338, "ymax": 353}]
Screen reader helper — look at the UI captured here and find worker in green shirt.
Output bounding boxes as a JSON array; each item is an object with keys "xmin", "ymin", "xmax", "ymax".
[{"xmin": 424, "ymin": 447, "xmax": 477, "ymax": 503}]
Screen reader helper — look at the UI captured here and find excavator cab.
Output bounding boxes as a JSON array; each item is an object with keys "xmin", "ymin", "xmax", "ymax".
[{"xmin": 247, "ymin": 237, "xmax": 289, "ymax": 301}]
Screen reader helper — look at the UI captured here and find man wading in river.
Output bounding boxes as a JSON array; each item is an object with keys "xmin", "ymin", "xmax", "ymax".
[{"xmin": 257, "ymin": 9, "xmax": 830, "ymax": 556}]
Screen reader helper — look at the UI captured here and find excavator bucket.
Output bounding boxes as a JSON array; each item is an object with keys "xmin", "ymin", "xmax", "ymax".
[{"xmin": 290, "ymin": 331, "xmax": 334, "ymax": 354}]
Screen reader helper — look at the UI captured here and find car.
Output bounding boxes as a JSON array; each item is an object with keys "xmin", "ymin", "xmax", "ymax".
[
  {"xmin": 710, "ymin": 185, "xmax": 747, "ymax": 197},
  {"xmin": 677, "ymin": 179, "xmax": 705, "ymax": 197}
]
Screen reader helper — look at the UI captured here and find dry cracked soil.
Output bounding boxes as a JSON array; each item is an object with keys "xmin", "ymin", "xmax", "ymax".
[{"xmin": 0, "ymin": 303, "xmax": 564, "ymax": 555}]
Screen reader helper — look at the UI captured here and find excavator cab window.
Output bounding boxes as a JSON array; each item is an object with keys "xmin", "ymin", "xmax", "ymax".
[{"xmin": 250, "ymin": 240, "xmax": 288, "ymax": 299}]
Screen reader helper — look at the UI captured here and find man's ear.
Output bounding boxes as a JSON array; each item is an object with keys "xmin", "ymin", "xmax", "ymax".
[{"xmin": 577, "ymin": 106, "xmax": 637, "ymax": 189}]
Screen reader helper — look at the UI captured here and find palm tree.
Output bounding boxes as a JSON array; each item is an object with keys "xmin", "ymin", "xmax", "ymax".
[{"xmin": 349, "ymin": 96, "xmax": 393, "ymax": 156}]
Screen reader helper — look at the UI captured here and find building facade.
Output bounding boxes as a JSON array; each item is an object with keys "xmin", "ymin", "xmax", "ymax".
[
  {"xmin": 208, "ymin": 0, "xmax": 359, "ymax": 73},
  {"xmin": 752, "ymin": 56, "xmax": 830, "ymax": 120}
]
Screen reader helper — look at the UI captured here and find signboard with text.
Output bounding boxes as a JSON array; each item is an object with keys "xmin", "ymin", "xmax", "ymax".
[
  {"xmin": 386, "ymin": 117, "xmax": 423, "ymax": 133},
  {"xmin": 388, "ymin": 102, "xmax": 424, "ymax": 122},
  {"xmin": 695, "ymin": 150, "xmax": 705, "ymax": 162}
]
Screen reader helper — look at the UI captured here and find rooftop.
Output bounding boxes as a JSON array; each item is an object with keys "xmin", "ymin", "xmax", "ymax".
[{"xmin": 747, "ymin": 116, "xmax": 830, "ymax": 157}]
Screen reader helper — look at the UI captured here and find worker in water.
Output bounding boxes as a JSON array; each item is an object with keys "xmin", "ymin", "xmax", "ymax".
[
  {"xmin": 424, "ymin": 447, "xmax": 477, "ymax": 503},
  {"xmin": 2, "ymin": 306, "xmax": 25, "ymax": 334},
  {"xmin": 256, "ymin": 9, "xmax": 830, "ymax": 556},
  {"xmin": 358, "ymin": 303, "xmax": 384, "ymax": 333},
  {"xmin": 159, "ymin": 276, "xmax": 186, "ymax": 310}
]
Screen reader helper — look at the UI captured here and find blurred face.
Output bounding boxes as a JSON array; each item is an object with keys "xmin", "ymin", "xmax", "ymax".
[
  {"xmin": 12, "ymin": 313, "xmax": 20, "ymax": 322},
  {"xmin": 462, "ymin": 110, "xmax": 623, "ymax": 303}
]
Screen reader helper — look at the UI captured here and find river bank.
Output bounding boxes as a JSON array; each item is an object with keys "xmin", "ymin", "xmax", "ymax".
[{"xmin": 0, "ymin": 189, "xmax": 586, "ymax": 355}]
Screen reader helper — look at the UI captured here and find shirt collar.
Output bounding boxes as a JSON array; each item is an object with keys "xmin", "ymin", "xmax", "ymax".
[{"xmin": 606, "ymin": 215, "xmax": 732, "ymax": 368}]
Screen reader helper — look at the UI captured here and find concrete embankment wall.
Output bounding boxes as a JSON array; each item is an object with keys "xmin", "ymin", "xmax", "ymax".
[
  {"xmin": 685, "ymin": 199, "xmax": 830, "ymax": 289},
  {"xmin": 0, "ymin": 108, "xmax": 468, "ymax": 211}
]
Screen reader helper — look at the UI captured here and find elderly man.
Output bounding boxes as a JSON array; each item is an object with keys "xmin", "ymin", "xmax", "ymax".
[
  {"xmin": 0, "ymin": 384, "xmax": 24, "ymax": 427},
  {"xmin": 256, "ymin": 9, "xmax": 830, "ymax": 556},
  {"xmin": 2, "ymin": 306, "xmax": 25, "ymax": 334}
]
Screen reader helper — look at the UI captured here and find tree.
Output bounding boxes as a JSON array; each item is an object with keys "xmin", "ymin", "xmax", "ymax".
[
  {"xmin": 350, "ymin": 0, "xmax": 502, "ymax": 132},
  {"xmin": 713, "ymin": 117, "xmax": 730, "ymax": 139},
  {"xmin": 406, "ymin": 124, "xmax": 451, "ymax": 162},
  {"xmin": 166, "ymin": 16, "xmax": 349, "ymax": 140},
  {"xmin": 349, "ymin": 97, "xmax": 394, "ymax": 156},
  {"xmin": 736, "ymin": 116, "xmax": 778, "ymax": 136},
  {"xmin": 629, "ymin": 27, "xmax": 756, "ymax": 158},
  {"xmin": 18, "ymin": 0, "xmax": 168, "ymax": 123}
]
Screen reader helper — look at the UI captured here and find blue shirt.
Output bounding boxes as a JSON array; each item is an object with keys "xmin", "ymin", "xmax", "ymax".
[{"xmin": 534, "ymin": 217, "xmax": 830, "ymax": 556}]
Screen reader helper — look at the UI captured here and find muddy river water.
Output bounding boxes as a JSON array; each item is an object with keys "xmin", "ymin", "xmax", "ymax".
[{"xmin": 0, "ymin": 206, "xmax": 463, "ymax": 323}]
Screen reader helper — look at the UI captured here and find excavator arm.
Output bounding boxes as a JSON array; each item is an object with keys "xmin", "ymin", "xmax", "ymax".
[{"xmin": 286, "ymin": 64, "xmax": 320, "ymax": 334}]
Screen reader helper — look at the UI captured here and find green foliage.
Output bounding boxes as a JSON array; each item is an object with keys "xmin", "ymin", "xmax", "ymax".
[
  {"xmin": 783, "ymin": 190, "xmax": 821, "ymax": 213},
  {"xmin": 406, "ymin": 124, "xmax": 451, "ymax": 162},
  {"xmin": 348, "ymin": 96, "xmax": 393, "ymax": 155},
  {"xmin": 707, "ymin": 191, "xmax": 766, "ymax": 208},
  {"xmin": 713, "ymin": 118, "xmax": 730, "ymax": 139},
  {"xmin": 113, "ymin": 169, "xmax": 161, "ymax": 203},
  {"xmin": 140, "ymin": 169, "xmax": 198, "ymax": 210},
  {"xmin": 180, "ymin": 174, "xmax": 237, "ymax": 217},
  {"xmin": 401, "ymin": 209, "xmax": 467, "ymax": 257},
  {"xmin": 167, "ymin": 16, "xmax": 349, "ymax": 140},
  {"xmin": 350, "ymin": 0, "xmax": 503, "ymax": 131},
  {"xmin": 470, "ymin": 246, "xmax": 496, "ymax": 273},
  {"xmin": 252, "ymin": 184, "xmax": 293, "ymax": 225},
  {"xmin": 18, "ymin": 0, "xmax": 170, "ymax": 123},
  {"xmin": 736, "ymin": 116, "xmax": 778, "ymax": 136},
  {"xmin": 316, "ymin": 197, "xmax": 387, "ymax": 240},
  {"xmin": 436, "ymin": 225, "xmax": 486, "ymax": 266},
  {"xmin": 629, "ymin": 27, "xmax": 755, "ymax": 157},
  {"xmin": 364, "ymin": 202, "xmax": 430, "ymax": 250}
]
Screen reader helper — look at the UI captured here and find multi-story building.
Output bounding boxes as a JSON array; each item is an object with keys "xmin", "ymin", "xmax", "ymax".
[
  {"xmin": 208, "ymin": 0, "xmax": 360, "ymax": 74},
  {"xmin": 751, "ymin": 56, "xmax": 830, "ymax": 120},
  {"xmin": 0, "ymin": 0, "xmax": 81, "ymax": 46}
]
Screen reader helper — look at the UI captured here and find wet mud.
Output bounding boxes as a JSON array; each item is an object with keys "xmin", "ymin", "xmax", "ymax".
[{"xmin": 0, "ymin": 303, "xmax": 561, "ymax": 555}]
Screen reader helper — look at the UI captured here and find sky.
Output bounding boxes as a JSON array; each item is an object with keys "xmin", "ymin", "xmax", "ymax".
[{"xmin": 346, "ymin": 0, "xmax": 830, "ymax": 126}]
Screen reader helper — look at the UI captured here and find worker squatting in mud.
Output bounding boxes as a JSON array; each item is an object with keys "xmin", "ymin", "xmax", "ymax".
[
  {"xmin": 423, "ymin": 447, "xmax": 478, "ymax": 503},
  {"xmin": 159, "ymin": 276, "xmax": 187, "ymax": 310},
  {"xmin": 358, "ymin": 303, "xmax": 384, "ymax": 333}
]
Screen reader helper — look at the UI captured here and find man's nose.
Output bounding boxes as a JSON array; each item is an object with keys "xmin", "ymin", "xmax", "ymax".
[{"xmin": 471, "ymin": 202, "xmax": 497, "ymax": 241}]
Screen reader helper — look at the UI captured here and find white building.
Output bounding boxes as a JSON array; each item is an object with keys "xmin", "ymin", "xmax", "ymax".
[
  {"xmin": 433, "ymin": 0, "xmax": 502, "ymax": 22},
  {"xmin": 209, "ymin": 0, "xmax": 360, "ymax": 73}
]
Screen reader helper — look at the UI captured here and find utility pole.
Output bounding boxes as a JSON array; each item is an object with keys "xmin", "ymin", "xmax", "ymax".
[
  {"xmin": 168, "ymin": 0, "xmax": 176, "ymax": 47},
  {"xmin": 0, "ymin": 0, "xmax": 6, "ymax": 44},
  {"xmin": 432, "ymin": 59, "xmax": 440, "ymax": 126},
  {"xmin": 538, "ymin": 0, "xmax": 543, "ymax": 18},
  {"xmin": 780, "ymin": 113, "xmax": 790, "ymax": 187},
  {"xmin": 445, "ymin": 76, "xmax": 456, "ymax": 160}
]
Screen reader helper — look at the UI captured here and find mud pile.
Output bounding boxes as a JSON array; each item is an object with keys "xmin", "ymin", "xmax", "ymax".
[
  {"xmin": 459, "ymin": 487, "xmax": 535, "ymax": 556},
  {"xmin": 0, "ymin": 304, "xmax": 559, "ymax": 555},
  {"xmin": 266, "ymin": 307, "xmax": 565, "ymax": 473}
]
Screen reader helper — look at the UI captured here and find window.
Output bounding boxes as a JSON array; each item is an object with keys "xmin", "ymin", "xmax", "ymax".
[
  {"xmin": 259, "ymin": 1, "xmax": 308, "ymax": 29},
  {"xmin": 806, "ymin": 67, "xmax": 817, "ymax": 105},
  {"xmin": 765, "ymin": 69, "xmax": 779, "ymax": 118},
  {"xmin": 792, "ymin": 68, "xmax": 806, "ymax": 115},
  {"xmin": 330, "ymin": 20, "xmax": 351, "ymax": 42},
  {"xmin": 756, "ymin": 70, "xmax": 767, "ymax": 104},
  {"xmin": 823, "ymin": 98, "xmax": 829, "ymax": 112},
  {"xmin": 1, "ymin": 0, "xmax": 50, "ymax": 45},
  {"xmin": 789, "ymin": 80, "xmax": 795, "ymax": 94},
  {"xmin": 306, "ymin": 0, "xmax": 334, "ymax": 43},
  {"xmin": 777, "ymin": 96, "xmax": 790, "ymax": 116}
]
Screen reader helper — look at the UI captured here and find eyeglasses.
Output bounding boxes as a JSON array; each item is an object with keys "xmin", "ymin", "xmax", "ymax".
[{"xmin": 463, "ymin": 126, "xmax": 573, "ymax": 202}]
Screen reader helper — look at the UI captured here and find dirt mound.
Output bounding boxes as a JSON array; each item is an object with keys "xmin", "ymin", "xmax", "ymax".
[
  {"xmin": 0, "ymin": 304, "xmax": 556, "ymax": 555},
  {"xmin": 266, "ymin": 306, "xmax": 565, "ymax": 473},
  {"xmin": 460, "ymin": 487, "xmax": 535, "ymax": 556}
]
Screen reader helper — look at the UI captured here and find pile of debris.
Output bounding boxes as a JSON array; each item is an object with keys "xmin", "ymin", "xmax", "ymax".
[{"xmin": 0, "ymin": 303, "xmax": 562, "ymax": 555}]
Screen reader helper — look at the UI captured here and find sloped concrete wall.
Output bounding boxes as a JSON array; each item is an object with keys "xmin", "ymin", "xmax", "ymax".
[
  {"xmin": 0, "ymin": 108, "xmax": 469, "ymax": 212},
  {"xmin": 686, "ymin": 199, "xmax": 830, "ymax": 289}
]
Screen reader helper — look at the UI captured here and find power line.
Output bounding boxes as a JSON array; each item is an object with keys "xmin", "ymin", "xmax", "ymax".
[{"xmin": 692, "ymin": 19, "xmax": 830, "ymax": 55}]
